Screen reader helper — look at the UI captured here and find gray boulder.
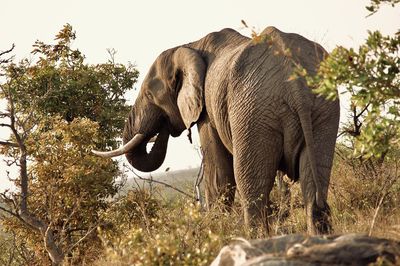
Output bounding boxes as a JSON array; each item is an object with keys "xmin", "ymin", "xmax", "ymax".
[{"xmin": 211, "ymin": 234, "xmax": 400, "ymax": 266}]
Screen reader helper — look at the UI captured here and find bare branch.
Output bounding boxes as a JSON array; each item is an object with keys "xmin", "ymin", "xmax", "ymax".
[
  {"xmin": 18, "ymin": 211, "xmax": 64, "ymax": 263},
  {"xmin": 0, "ymin": 205, "xmax": 19, "ymax": 219},
  {"xmin": 124, "ymin": 164, "xmax": 193, "ymax": 198},
  {"xmin": 4, "ymin": 157, "xmax": 18, "ymax": 168},
  {"xmin": 0, "ymin": 202, "xmax": 30, "ymax": 228},
  {"xmin": 0, "ymin": 44, "xmax": 15, "ymax": 64},
  {"xmin": 0, "ymin": 191, "xmax": 17, "ymax": 208},
  {"xmin": 0, "ymin": 141, "xmax": 18, "ymax": 147},
  {"xmin": 66, "ymin": 225, "xmax": 97, "ymax": 254},
  {"xmin": 0, "ymin": 123, "xmax": 12, "ymax": 128},
  {"xmin": 0, "ymin": 44, "xmax": 15, "ymax": 57},
  {"xmin": 60, "ymin": 200, "xmax": 81, "ymax": 244},
  {"xmin": 336, "ymin": 130, "xmax": 348, "ymax": 139},
  {"xmin": 0, "ymin": 112, "xmax": 10, "ymax": 118},
  {"xmin": 356, "ymin": 103, "xmax": 371, "ymax": 119},
  {"xmin": 43, "ymin": 224, "xmax": 64, "ymax": 264}
]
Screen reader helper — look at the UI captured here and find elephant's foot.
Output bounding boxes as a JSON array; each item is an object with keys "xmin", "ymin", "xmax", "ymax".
[
  {"xmin": 242, "ymin": 197, "xmax": 272, "ymax": 238},
  {"xmin": 306, "ymin": 201, "xmax": 332, "ymax": 235}
]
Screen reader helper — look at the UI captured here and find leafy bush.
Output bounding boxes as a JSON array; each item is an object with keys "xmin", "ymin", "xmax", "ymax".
[{"xmin": 0, "ymin": 24, "xmax": 138, "ymax": 264}]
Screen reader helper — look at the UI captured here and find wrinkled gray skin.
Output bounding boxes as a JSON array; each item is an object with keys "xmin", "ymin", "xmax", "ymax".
[{"xmin": 120, "ymin": 27, "xmax": 339, "ymax": 234}]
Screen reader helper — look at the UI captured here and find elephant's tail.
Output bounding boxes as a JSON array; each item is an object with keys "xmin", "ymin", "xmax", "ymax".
[{"xmin": 298, "ymin": 108, "xmax": 324, "ymax": 209}]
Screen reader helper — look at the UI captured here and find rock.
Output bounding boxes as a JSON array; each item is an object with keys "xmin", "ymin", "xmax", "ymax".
[{"xmin": 211, "ymin": 234, "xmax": 400, "ymax": 266}]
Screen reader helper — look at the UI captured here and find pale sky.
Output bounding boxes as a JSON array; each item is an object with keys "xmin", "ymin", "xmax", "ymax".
[{"xmin": 1, "ymin": 0, "xmax": 399, "ymax": 191}]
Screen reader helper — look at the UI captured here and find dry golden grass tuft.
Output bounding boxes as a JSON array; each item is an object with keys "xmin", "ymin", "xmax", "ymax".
[{"xmin": 328, "ymin": 160, "xmax": 400, "ymax": 240}]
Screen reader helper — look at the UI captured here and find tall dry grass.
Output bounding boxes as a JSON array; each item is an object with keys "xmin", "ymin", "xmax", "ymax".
[
  {"xmin": 329, "ymin": 159, "xmax": 400, "ymax": 239},
  {"xmin": 95, "ymin": 157, "xmax": 400, "ymax": 265}
]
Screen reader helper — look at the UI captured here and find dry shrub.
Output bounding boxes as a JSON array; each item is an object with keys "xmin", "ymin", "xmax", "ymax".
[{"xmin": 95, "ymin": 188, "xmax": 247, "ymax": 266}]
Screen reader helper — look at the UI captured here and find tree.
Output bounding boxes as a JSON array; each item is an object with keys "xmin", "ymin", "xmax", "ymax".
[
  {"xmin": 366, "ymin": 0, "xmax": 400, "ymax": 14},
  {"xmin": 3, "ymin": 24, "xmax": 138, "ymax": 149},
  {"xmin": 304, "ymin": 0, "xmax": 399, "ymax": 162},
  {"xmin": 0, "ymin": 24, "xmax": 138, "ymax": 264}
]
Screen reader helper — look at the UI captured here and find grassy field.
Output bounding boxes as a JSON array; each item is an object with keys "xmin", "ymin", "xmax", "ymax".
[
  {"xmin": 1, "ymin": 158, "xmax": 398, "ymax": 265},
  {"xmin": 95, "ymin": 158, "xmax": 400, "ymax": 265}
]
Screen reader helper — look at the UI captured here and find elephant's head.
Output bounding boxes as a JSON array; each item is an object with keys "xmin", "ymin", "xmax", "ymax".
[{"xmin": 92, "ymin": 47, "xmax": 206, "ymax": 172}]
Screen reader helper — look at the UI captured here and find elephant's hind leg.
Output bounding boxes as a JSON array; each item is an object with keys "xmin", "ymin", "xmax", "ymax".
[
  {"xmin": 233, "ymin": 131, "xmax": 283, "ymax": 236},
  {"xmin": 299, "ymin": 148, "xmax": 332, "ymax": 235},
  {"xmin": 300, "ymin": 101, "xmax": 339, "ymax": 235}
]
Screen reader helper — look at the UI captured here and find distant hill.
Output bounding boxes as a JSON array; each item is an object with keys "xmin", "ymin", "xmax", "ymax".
[{"xmin": 118, "ymin": 167, "xmax": 202, "ymax": 199}]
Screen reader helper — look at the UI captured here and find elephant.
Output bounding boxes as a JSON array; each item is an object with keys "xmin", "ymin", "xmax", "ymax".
[{"xmin": 93, "ymin": 26, "xmax": 340, "ymax": 235}]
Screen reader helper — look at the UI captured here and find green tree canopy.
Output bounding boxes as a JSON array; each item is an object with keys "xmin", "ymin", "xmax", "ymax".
[
  {"xmin": 0, "ymin": 24, "xmax": 138, "ymax": 264},
  {"xmin": 2, "ymin": 23, "xmax": 138, "ymax": 149},
  {"xmin": 305, "ymin": 1, "xmax": 400, "ymax": 161}
]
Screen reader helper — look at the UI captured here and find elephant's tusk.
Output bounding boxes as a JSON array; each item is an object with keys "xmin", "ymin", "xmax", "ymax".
[
  {"xmin": 91, "ymin": 134, "xmax": 146, "ymax": 158},
  {"xmin": 148, "ymin": 134, "xmax": 158, "ymax": 143}
]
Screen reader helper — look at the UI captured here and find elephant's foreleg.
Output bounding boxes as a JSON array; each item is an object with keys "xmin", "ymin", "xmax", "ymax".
[{"xmin": 198, "ymin": 120, "xmax": 235, "ymax": 210}]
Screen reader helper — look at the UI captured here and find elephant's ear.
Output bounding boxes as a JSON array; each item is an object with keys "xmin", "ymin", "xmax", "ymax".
[{"xmin": 173, "ymin": 47, "xmax": 206, "ymax": 129}]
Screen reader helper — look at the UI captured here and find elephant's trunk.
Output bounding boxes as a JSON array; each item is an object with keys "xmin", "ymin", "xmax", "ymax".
[
  {"xmin": 92, "ymin": 98, "xmax": 170, "ymax": 172},
  {"xmin": 124, "ymin": 126, "xmax": 169, "ymax": 172}
]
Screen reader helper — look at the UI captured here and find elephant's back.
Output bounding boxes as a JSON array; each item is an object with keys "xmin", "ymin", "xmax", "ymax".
[
  {"xmin": 261, "ymin": 26, "xmax": 328, "ymax": 75},
  {"xmin": 230, "ymin": 26, "xmax": 327, "ymax": 91}
]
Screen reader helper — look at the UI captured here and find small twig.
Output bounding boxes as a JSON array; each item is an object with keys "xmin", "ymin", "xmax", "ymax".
[
  {"xmin": 0, "ymin": 44, "xmax": 15, "ymax": 64},
  {"xmin": 0, "ymin": 205, "xmax": 18, "ymax": 218},
  {"xmin": 336, "ymin": 130, "xmax": 347, "ymax": 139},
  {"xmin": 368, "ymin": 173, "xmax": 398, "ymax": 236},
  {"xmin": 60, "ymin": 202, "xmax": 81, "ymax": 244},
  {"xmin": 0, "ymin": 111, "xmax": 10, "ymax": 118},
  {"xmin": 195, "ymin": 160, "xmax": 204, "ymax": 205},
  {"xmin": 0, "ymin": 123, "xmax": 12, "ymax": 128},
  {"xmin": 0, "ymin": 140, "xmax": 18, "ymax": 147},
  {"xmin": 138, "ymin": 175, "xmax": 192, "ymax": 198},
  {"xmin": 66, "ymin": 225, "xmax": 98, "ymax": 254},
  {"xmin": 369, "ymin": 194, "xmax": 386, "ymax": 236},
  {"xmin": 0, "ymin": 205, "xmax": 33, "ymax": 230},
  {"xmin": 356, "ymin": 103, "xmax": 370, "ymax": 119}
]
